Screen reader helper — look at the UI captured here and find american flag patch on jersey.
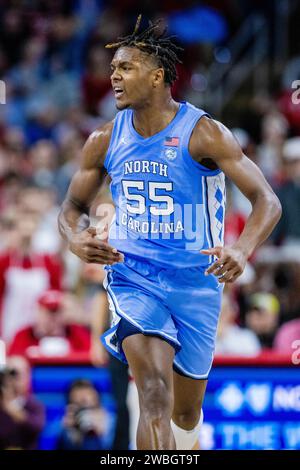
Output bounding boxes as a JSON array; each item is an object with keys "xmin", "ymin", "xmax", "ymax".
[{"xmin": 164, "ymin": 136, "xmax": 179, "ymax": 147}]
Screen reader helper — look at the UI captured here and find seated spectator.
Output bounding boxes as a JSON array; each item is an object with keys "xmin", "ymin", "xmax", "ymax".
[
  {"xmin": 257, "ymin": 111, "xmax": 288, "ymax": 185},
  {"xmin": 274, "ymin": 318, "xmax": 300, "ymax": 354},
  {"xmin": 0, "ymin": 211, "xmax": 63, "ymax": 343},
  {"xmin": 8, "ymin": 289, "xmax": 91, "ymax": 358},
  {"xmin": 272, "ymin": 138, "xmax": 300, "ymax": 245},
  {"xmin": 215, "ymin": 293, "xmax": 261, "ymax": 356},
  {"xmin": 245, "ymin": 292, "xmax": 280, "ymax": 349},
  {"xmin": 81, "ymin": 46, "xmax": 111, "ymax": 115},
  {"xmin": 56, "ymin": 379, "xmax": 112, "ymax": 450},
  {"xmin": 0, "ymin": 356, "xmax": 45, "ymax": 449}
]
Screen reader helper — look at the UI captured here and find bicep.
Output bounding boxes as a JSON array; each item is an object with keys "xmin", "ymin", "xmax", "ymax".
[
  {"xmin": 66, "ymin": 167, "xmax": 105, "ymax": 211},
  {"xmin": 197, "ymin": 119, "xmax": 274, "ymax": 201},
  {"xmin": 65, "ymin": 126, "xmax": 111, "ymax": 210}
]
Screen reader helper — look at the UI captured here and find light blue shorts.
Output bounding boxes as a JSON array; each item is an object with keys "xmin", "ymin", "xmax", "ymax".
[{"xmin": 101, "ymin": 255, "xmax": 223, "ymax": 379}]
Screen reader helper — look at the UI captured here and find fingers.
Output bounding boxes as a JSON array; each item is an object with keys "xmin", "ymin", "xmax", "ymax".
[
  {"xmin": 222, "ymin": 269, "xmax": 242, "ymax": 284},
  {"xmin": 201, "ymin": 247, "xmax": 222, "ymax": 257},
  {"xmin": 213, "ymin": 259, "xmax": 235, "ymax": 277},
  {"xmin": 87, "ymin": 237, "xmax": 121, "ymax": 255},
  {"xmin": 81, "ymin": 245, "xmax": 124, "ymax": 264},
  {"xmin": 84, "ymin": 252, "xmax": 124, "ymax": 265},
  {"xmin": 201, "ymin": 249, "xmax": 216, "ymax": 255},
  {"xmin": 202, "ymin": 246, "xmax": 224, "ymax": 276},
  {"xmin": 205, "ymin": 255, "xmax": 230, "ymax": 275},
  {"xmin": 216, "ymin": 267, "xmax": 242, "ymax": 283},
  {"xmin": 87, "ymin": 226, "xmax": 123, "ymax": 258},
  {"xmin": 71, "ymin": 226, "xmax": 125, "ymax": 265},
  {"xmin": 205, "ymin": 260, "xmax": 220, "ymax": 276},
  {"xmin": 203, "ymin": 245, "xmax": 245, "ymax": 284},
  {"xmin": 86, "ymin": 244, "xmax": 121, "ymax": 259},
  {"xmin": 85, "ymin": 256, "xmax": 120, "ymax": 265},
  {"xmin": 204, "ymin": 253, "xmax": 242, "ymax": 283}
]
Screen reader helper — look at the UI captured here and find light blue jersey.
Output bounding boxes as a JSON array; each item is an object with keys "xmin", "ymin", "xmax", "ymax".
[
  {"xmin": 104, "ymin": 101, "xmax": 226, "ymax": 268},
  {"xmin": 101, "ymin": 102, "xmax": 225, "ymax": 379}
]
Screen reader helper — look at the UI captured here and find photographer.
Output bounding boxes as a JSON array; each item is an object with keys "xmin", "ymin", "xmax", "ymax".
[
  {"xmin": 57, "ymin": 379, "xmax": 112, "ymax": 450},
  {"xmin": 0, "ymin": 356, "xmax": 45, "ymax": 449}
]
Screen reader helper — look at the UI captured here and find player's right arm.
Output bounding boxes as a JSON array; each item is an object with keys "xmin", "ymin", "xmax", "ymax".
[{"xmin": 58, "ymin": 122, "xmax": 123, "ymax": 265}]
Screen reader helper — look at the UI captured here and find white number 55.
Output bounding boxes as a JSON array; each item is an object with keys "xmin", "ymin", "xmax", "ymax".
[{"xmin": 122, "ymin": 180, "xmax": 174, "ymax": 216}]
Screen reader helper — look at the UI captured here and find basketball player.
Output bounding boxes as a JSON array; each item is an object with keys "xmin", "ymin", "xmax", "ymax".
[{"xmin": 58, "ymin": 17, "xmax": 281, "ymax": 450}]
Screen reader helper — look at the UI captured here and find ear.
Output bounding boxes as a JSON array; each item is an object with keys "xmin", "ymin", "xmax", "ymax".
[{"xmin": 152, "ymin": 68, "xmax": 164, "ymax": 88}]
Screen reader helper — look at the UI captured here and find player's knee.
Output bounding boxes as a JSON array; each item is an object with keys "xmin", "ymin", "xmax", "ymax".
[
  {"xmin": 139, "ymin": 375, "xmax": 173, "ymax": 417},
  {"xmin": 173, "ymin": 404, "xmax": 202, "ymax": 430}
]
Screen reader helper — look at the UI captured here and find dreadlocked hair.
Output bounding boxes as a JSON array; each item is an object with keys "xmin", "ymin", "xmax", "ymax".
[{"xmin": 105, "ymin": 14, "xmax": 183, "ymax": 86}]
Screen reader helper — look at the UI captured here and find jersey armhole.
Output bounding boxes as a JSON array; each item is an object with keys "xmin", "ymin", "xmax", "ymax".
[{"xmin": 182, "ymin": 113, "xmax": 222, "ymax": 176}]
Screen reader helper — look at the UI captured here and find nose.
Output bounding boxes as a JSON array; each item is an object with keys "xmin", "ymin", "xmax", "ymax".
[{"xmin": 111, "ymin": 68, "xmax": 122, "ymax": 82}]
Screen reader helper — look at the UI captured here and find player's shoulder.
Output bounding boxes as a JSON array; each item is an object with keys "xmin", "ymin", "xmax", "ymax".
[
  {"xmin": 193, "ymin": 116, "xmax": 231, "ymax": 143},
  {"xmin": 82, "ymin": 120, "xmax": 115, "ymax": 169},
  {"xmin": 190, "ymin": 115, "xmax": 239, "ymax": 158},
  {"xmin": 84, "ymin": 120, "xmax": 115, "ymax": 154}
]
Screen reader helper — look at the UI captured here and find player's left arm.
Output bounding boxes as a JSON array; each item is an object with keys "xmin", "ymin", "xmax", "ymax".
[{"xmin": 190, "ymin": 117, "xmax": 282, "ymax": 283}]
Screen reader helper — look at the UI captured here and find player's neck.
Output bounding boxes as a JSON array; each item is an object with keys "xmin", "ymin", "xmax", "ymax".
[{"xmin": 132, "ymin": 95, "xmax": 179, "ymax": 138}]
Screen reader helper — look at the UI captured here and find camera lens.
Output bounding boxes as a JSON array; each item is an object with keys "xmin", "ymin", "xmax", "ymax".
[{"xmin": 76, "ymin": 408, "xmax": 97, "ymax": 435}]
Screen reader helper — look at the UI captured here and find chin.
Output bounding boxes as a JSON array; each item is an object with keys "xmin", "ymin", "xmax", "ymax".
[{"xmin": 115, "ymin": 100, "xmax": 130, "ymax": 110}]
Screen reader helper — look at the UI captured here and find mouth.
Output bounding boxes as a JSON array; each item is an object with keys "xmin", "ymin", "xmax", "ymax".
[{"xmin": 113, "ymin": 87, "xmax": 125, "ymax": 99}]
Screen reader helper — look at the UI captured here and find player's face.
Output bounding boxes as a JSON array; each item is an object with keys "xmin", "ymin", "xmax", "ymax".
[{"xmin": 110, "ymin": 47, "xmax": 161, "ymax": 110}]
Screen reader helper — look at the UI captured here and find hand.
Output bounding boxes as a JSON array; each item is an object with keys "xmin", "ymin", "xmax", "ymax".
[
  {"xmin": 69, "ymin": 226, "xmax": 124, "ymax": 265},
  {"xmin": 1, "ymin": 394, "xmax": 27, "ymax": 423},
  {"xmin": 201, "ymin": 245, "xmax": 247, "ymax": 283},
  {"xmin": 63, "ymin": 404, "xmax": 77, "ymax": 428}
]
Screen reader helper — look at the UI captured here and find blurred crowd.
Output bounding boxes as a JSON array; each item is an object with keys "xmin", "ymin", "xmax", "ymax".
[{"xmin": 0, "ymin": 0, "xmax": 300, "ymax": 450}]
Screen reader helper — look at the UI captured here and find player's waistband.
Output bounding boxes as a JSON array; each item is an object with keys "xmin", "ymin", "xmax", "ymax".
[{"xmin": 110, "ymin": 252, "xmax": 209, "ymax": 277}]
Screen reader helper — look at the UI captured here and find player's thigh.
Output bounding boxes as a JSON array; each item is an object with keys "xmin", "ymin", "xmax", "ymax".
[
  {"xmin": 173, "ymin": 370, "xmax": 207, "ymax": 423},
  {"xmin": 123, "ymin": 334, "xmax": 175, "ymax": 391}
]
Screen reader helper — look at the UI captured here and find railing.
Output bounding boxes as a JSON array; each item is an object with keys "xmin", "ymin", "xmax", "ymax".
[
  {"xmin": 28, "ymin": 351, "xmax": 296, "ymax": 366},
  {"xmin": 204, "ymin": 0, "xmax": 294, "ymax": 117},
  {"xmin": 204, "ymin": 14, "xmax": 269, "ymax": 116}
]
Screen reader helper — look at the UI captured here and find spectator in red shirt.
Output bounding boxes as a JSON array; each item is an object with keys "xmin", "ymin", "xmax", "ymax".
[
  {"xmin": 0, "ymin": 211, "xmax": 63, "ymax": 343},
  {"xmin": 8, "ymin": 289, "xmax": 91, "ymax": 358}
]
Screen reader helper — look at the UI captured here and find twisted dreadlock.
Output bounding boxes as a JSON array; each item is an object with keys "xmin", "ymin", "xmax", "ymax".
[{"xmin": 105, "ymin": 15, "xmax": 183, "ymax": 86}]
